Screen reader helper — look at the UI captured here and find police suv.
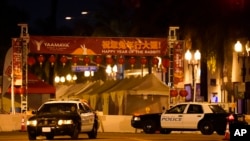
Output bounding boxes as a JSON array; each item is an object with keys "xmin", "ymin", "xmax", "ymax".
[
  {"xmin": 131, "ymin": 102, "xmax": 247, "ymax": 134},
  {"xmin": 26, "ymin": 99, "xmax": 99, "ymax": 140}
]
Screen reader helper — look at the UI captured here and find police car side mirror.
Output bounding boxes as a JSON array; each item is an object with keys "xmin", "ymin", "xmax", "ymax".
[{"xmin": 162, "ymin": 106, "xmax": 166, "ymax": 111}]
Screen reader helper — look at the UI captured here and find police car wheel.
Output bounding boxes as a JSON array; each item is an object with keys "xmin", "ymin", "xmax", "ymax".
[
  {"xmin": 46, "ymin": 134, "xmax": 54, "ymax": 140},
  {"xmin": 28, "ymin": 133, "xmax": 36, "ymax": 140},
  {"xmin": 199, "ymin": 120, "xmax": 214, "ymax": 135},
  {"xmin": 71, "ymin": 125, "xmax": 79, "ymax": 139},
  {"xmin": 160, "ymin": 128, "xmax": 171, "ymax": 134},
  {"xmin": 143, "ymin": 120, "xmax": 156, "ymax": 134}
]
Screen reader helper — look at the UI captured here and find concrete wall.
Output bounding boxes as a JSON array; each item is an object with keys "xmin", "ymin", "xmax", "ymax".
[
  {"xmin": 0, "ymin": 114, "xmax": 26, "ymax": 132},
  {"xmin": 0, "ymin": 113, "xmax": 136, "ymax": 132}
]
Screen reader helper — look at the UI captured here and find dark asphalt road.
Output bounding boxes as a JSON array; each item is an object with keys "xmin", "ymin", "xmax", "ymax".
[{"xmin": 0, "ymin": 131, "xmax": 225, "ymax": 141}]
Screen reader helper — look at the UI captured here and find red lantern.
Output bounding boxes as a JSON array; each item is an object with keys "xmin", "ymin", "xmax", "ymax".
[
  {"xmin": 18, "ymin": 87, "xmax": 25, "ymax": 94},
  {"xmin": 152, "ymin": 57, "xmax": 159, "ymax": 67},
  {"xmin": 170, "ymin": 89, "xmax": 178, "ymax": 97},
  {"xmin": 106, "ymin": 56, "xmax": 113, "ymax": 65},
  {"xmin": 60, "ymin": 55, "xmax": 68, "ymax": 66},
  {"xmin": 129, "ymin": 56, "xmax": 136, "ymax": 68},
  {"xmin": 84, "ymin": 56, "xmax": 91, "ymax": 66},
  {"xmin": 118, "ymin": 56, "xmax": 125, "ymax": 66},
  {"xmin": 140, "ymin": 57, "xmax": 147, "ymax": 67},
  {"xmin": 71, "ymin": 56, "xmax": 79, "ymax": 66},
  {"xmin": 49, "ymin": 55, "xmax": 56, "ymax": 66},
  {"xmin": 179, "ymin": 89, "xmax": 188, "ymax": 97},
  {"xmin": 37, "ymin": 55, "xmax": 45, "ymax": 66},
  {"xmin": 94, "ymin": 56, "xmax": 102, "ymax": 66},
  {"xmin": 27, "ymin": 56, "xmax": 36, "ymax": 66}
]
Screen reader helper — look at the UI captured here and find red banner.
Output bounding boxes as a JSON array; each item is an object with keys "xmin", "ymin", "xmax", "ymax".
[
  {"xmin": 12, "ymin": 38, "xmax": 23, "ymax": 86},
  {"xmin": 173, "ymin": 41, "xmax": 184, "ymax": 86},
  {"xmin": 29, "ymin": 36, "xmax": 168, "ymax": 56}
]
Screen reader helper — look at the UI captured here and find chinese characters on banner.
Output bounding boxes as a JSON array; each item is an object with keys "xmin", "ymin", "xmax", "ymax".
[
  {"xmin": 173, "ymin": 41, "xmax": 184, "ymax": 86},
  {"xmin": 101, "ymin": 40, "xmax": 162, "ymax": 55},
  {"xmin": 12, "ymin": 38, "xmax": 23, "ymax": 86}
]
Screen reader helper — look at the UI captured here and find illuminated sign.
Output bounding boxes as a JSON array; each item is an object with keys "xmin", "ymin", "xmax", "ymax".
[
  {"xmin": 29, "ymin": 36, "xmax": 168, "ymax": 56},
  {"xmin": 71, "ymin": 65, "xmax": 98, "ymax": 72}
]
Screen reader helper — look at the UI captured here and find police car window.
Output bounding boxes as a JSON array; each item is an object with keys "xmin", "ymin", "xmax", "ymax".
[
  {"xmin": 82, "ymin": 102, "xmax": 92, "ymax": 112},
  {"xmin": 167, "ymin": 104, "xmax": 187, "ymax": 113},
  {"xmin": 78, "ymin": 103, "xmax": 85, "ymax": 111},
  {"xmin": 38, "ymin": 103, "xmax": 76, "ymax": 114},
  {"xmin": 187, "ymin": 104, "xmax": 203, "ymax": 114},
  {"xmin": 209, "ymin": 105, "xmax": 227, "ymax": 113}
]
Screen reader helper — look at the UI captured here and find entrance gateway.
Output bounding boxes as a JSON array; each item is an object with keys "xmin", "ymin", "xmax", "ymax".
[
  {"xmin": 28, "ymin": 36, "xmax": 168, "ymax": 56},
  {"xmin": 10, "ymin": 25, "xmax": 184, "ymax": 113}
]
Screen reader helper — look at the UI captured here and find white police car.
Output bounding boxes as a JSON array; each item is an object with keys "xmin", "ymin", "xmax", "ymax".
[
  {"xmin": 131, "ymin": 102, "xmax": 247, "ymax": 134},
  {"xmin": 27, "ymin": 99, "xmax": 99, "ymax": 140},
  {"xmin": 160, "ymin": 102, "xmax": 246, "ymax": 135}
]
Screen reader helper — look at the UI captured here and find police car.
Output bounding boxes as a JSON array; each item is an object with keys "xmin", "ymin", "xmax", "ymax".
[
  {"xmin": 131, "ymin": 102, "xmax": 247, "ymax": 134},
  {"xmin": 26, "ymin": 99, "xmax": 99, "ymax": 140}
]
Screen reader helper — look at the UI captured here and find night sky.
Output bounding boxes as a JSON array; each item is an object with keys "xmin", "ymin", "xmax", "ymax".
[
  {"xmin": 1, "ymin": 0, "xmax": 250, "ymax": 75},
  {"xmin": 2, "ymin": 0, "xmax": 250, "ymax": 104},
  {"xmin": 7, "ymin": 0, "xmax": 98, "ymax": 28}
]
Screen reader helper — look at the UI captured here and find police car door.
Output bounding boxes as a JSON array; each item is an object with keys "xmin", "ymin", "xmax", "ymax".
[
  {"xmin": 79, "ymin": 103, "xmax": 95, "ymax": 132},
  {"xmin": 161, "ymin": 104, "xmax": 187, "ymax": 128},
  {"xmin": 182, "ymin": 104, "xmax": 204, "ymax": 129}
]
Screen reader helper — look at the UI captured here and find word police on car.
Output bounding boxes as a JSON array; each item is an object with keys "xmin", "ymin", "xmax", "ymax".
[{"xmin": 131, "ymin": 102, "xmax": 247, "ymax": 135}]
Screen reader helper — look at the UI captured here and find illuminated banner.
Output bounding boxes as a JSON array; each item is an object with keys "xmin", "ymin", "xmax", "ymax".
[
  {"xmin": 29, "ymin": 36, "xmax": 168, "ymax": 56},
  {"xmin": 172, "ymin": 41, "xmax": 185, "ymax": 86},
  {"xmin": 12, "ymin": 38, "xmax": 23, "ymax": 86}
]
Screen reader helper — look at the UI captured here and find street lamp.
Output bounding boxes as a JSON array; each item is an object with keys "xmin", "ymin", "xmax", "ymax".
[
  {"xmin": 106, "ymin": 65, "xmax": 118, "ymax": 80},
  {"xmin": 234, "ymin": 40, "xmax": 250, "ymax": 114},
  {"xmin": 185, "ymin": 49, "xmax": 201, "ymax": 102},
  {"xmin": 54, "ymin": 74, "xmax": 77, "ymax": 84}
]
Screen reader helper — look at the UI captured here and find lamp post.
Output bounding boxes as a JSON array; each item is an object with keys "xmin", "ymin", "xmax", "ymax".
[
  {"xmin": 234, "ymin": 40, "xmax": 250, "ymax": 114},
  {"xmin": 185, "ymin": 49, "xmax": 201, "ymax": 102}
]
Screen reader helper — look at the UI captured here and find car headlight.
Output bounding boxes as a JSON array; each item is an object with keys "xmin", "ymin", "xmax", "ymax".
[
  {"xmin": 58, "ymin": 119, "xmax": 73, "ymax": 125},
  {"xmin": 133, "ymin": 117, "xmax": 141, "ymax": 121},
  {"xmin": 27, "ymin": 120, "xmax": 37, "ymax": 126}
]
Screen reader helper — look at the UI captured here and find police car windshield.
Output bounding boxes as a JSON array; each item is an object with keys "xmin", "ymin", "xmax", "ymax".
[
  {"xmin": 209, "ymin": 105, "xmax": 227, "ymax": 113},
  {"xmin": 38, "ymin": 103, "xmax": 77, "ymax": 115}
]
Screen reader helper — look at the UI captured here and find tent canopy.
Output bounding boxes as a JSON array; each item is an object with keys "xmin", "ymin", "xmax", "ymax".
[
  {"xmin": 58, "ymin": 73, "xmax": 170, "ymax": 98},
  {"xmin": 128, "ymin": 73, "xmax": 170, "ymax": 95},
  {"xmin": 8, "ymin": 72, "xmax": 56, "ymax": 94}
]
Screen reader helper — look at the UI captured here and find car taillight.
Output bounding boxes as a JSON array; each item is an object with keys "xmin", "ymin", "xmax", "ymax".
[{"xmin": 228, "ymin": 114, "xmax": 234, "ymax": 121}]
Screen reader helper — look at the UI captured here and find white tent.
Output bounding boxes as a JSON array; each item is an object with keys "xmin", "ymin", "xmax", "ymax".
[
  {"xmin": 58, "ymin": 82, "xmax": 90, "ymax": 98},
  {"xmin": 103, "ymin": 76, "xmax": 144, "ymax": 114},
  {"xmin": 100, "ymin": 74, "xmax": 170, "ymax": 115},
  {"xmin": 78, "ymin": 79, "xmax": 118, "ymax": 111},
  {"xmin": 55, "ymin": 73, "xmax": 170, "ymax": 115},
  {"xmin": 126, "ymin": 74, "xmax": 170, "ymax": 114},
  {"xmin": 128, "ymin": 73, "xmax": 170, "ymax": 95}
]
